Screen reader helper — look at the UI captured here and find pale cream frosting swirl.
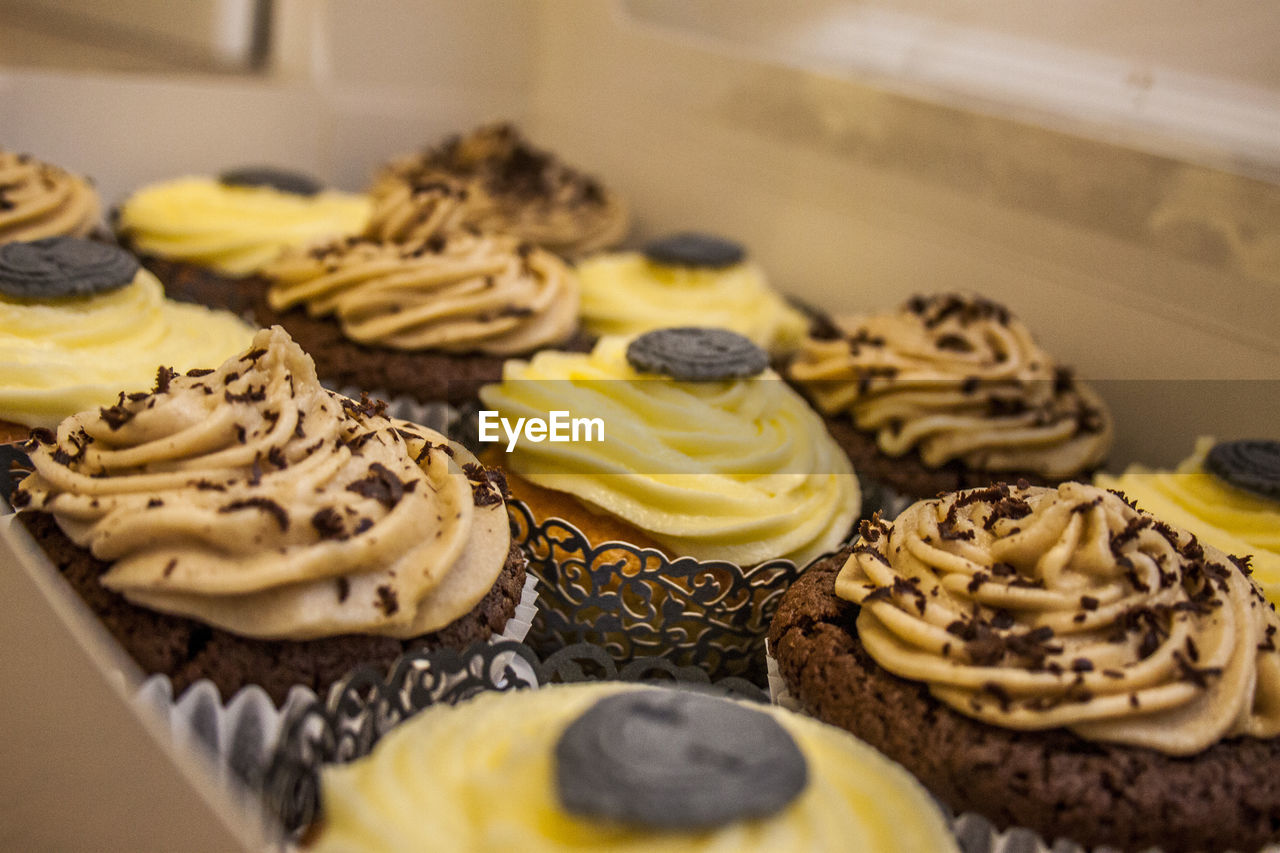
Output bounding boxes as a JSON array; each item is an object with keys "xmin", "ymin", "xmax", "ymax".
[
  {"xmin": 313, "ymin": 683, "xmax": 960, "ymax": 853},
  {"xmin": 263, "ymin": 232, "xmax": 579, "ymax": 355},
  {"xmin": 577, "ymin": 252, "xmax": 808, "ymax": 356},
  {"xmin": 14, "ymin": 326, "xmax": 511, "ymax": 640},
  {"xmin": 0, "ymin": 267, "xmax": 255, "ymax": 428},
  {"xmin": 788, "ymin": 294, "xmax": 1112, "ymax": 478},
  {"xmin": 836, "ymin": 481, "xmax": 1280, "ymax": 755},
  {"xmin": 367, "ymin": 123, "xmax": 628, "ymax": 257},
  {"xmin": 0, "ymin": 151, "xmax": 101, "ymax": 243},
  {"xmin": 116, "ymin": 177, "xmax": 371, "ymax": 276},
  {"xmin": 478, "ymin": 336, "xmax": 860, "ymax": 566}
]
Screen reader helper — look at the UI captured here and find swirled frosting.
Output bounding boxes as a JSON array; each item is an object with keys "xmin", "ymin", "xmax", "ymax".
[
  {"xmin": 577, "ymin": 252, "xmax": 808, "ymax": 355},
  {"xmin": 0, "ymin": 267, "xmax": 255, "ymax": 428},
  {"xmin": 836, "ymin": 481, "xmax": 1280, "ymax": 755},
  {"xmin": 311, "ymin": 683, "xmax": 959, "ymax": 853},
  {"xmin": 116, "ymin": 177, "xmax": 371, "ymax": 276},
  {"xmin": 263, "ymin": 232, "xmax": 579, "ymax": 355},
  {"xmin": 1098, "ymin": 437, "xmax": 1280, "ymax": 607},
  {"xmin": 0, "ymin": 150, "xmax": 100, "ymax": 243},
  {"xmin": 13, "ymin": 326, "xmax": 511, "ymax": 640},
  {"xmin": 478, "ymin": 336, "xmax": 860, "ymax": 566},
  {"xmin": 366, "ymin": 123, "xmax": 628, "ymax": 257},
  {"xmin": 788, "ymin": 294, "xmax": 1112, "ymax": 478}
]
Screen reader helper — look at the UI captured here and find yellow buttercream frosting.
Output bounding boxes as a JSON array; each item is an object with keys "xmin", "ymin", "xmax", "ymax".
[
  {"xmin": 837, "ymin": 482, "xmax": 1280, "ymax": 756},
  {"xmin": 1097, "ymin": 437, "xmax": 1280, "ymax": 606},
  {"xmin": 0, "ymin": 268, "xmax": 255, "ymax": 428},
  {"xmin": 15, "ymin": 327, "xmax": 511, "ymax": 640},
  {"xmin": 116, "ymin": 177, "xmax": 371, "ymax": 276},
  {"xmin": 0, "ymin": 150, "xmax": 100, "ymax": 243},
  {"xmin": 789, "ymin": 293, "xmax": 1113, "ymax": 478},
  {"xmin": 577, "ymin": 252, "xmax": 808, "ymax": 356},
  {"xmin": 311, "ymin": 683, "xmax": 960, "ymax": 853},
  {"xmin": 478, "ymin": 336, "xmax": 860, "ymax": 566},
  {"xmin": 264, "ymin": 232, "xmax": 579, "ymax": 355}
]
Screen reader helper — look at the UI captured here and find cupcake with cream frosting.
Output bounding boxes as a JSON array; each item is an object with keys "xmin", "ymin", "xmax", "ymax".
[
  {"xmin": 305, "ymin": 682, "xmax": 959, "ymax": 852},
  {"xmin": 478, "ymin": 327, "xmax": 860, "ymax": 678},
  {"xmin": 770, "ymin": 480, "xmax": 1280, "ymax": 852},
  {"xmin": 256, "ymin": 230, "xmax": 583, "ymax": 405},
  {"xmin": 6, "ymin": 326, "xmax": 528, "ymax": 704},
  {"xmin": 0, "ymin": 237, "xmax": 254, "ymax": 441},
  {"xmin": 367, "ymin": 123, "xmax": 628, "ymax": 258},
  {"xmin": 115, "ymin": 168, "xmax": 371, "ymax": 314},
  {"xmin": 786, "ymin": 292, "xmax": 1112, "ymax": 501},
  {"xmin": 576, "ymin": 232, "xmax": 810, "ymax": 358},
  {"xmin": 0, "ymin": 150, "xmax": 101, "ymax": 244},
  {"xmin": 1097, "ymin": 436, "xmax": 1280, "ymax": 607}
]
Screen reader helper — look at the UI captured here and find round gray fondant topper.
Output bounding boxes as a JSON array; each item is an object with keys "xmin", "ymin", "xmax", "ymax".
[
  {"xmin": 626, "ymin": 327, "xmax": 768, "ymax": 381},
  {"xmin": 555, "ymin": 689, "xmax": 808, "ymax": 830},
  {"xmin": 643, "ymin": 232, "xmax": 746, "ymax": 269},
  {"xmin": 219, "ymin": 166, "xmax": 323, "ymax": 197},
  {"xmin": 1206, "ymin": 439, "xmax": 1280, "ymax": 501},
  {"xmin": 0, "ymin": 237, "xmax": 140, "ymax": 300}
]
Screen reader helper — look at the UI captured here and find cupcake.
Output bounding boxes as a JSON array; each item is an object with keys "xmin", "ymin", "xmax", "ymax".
[
  {"xmin": 1098, "ymin": 437, "xmax": 1280, "ymax": 606},
  {"xmin": 478, "ymin": 327, "xmax": 860, "ymax": 677},
  {"xmin": 366, "ymin": 122, "xmax": 628, "ymax": 257},
  {"xmin": 769, "ymin": 480, "xmax": 1280, "ymax": 852},
  {"xmin": 255, "ymin": 229, "xmax": 583, "ymax": 405},
  {"xmin": 0, "ymin": 149, "xmax": 101, "ymax": 244},
  {"xmin": 576, "ymin": 232, "xmax": 811, "ymax": 358},
  {"xmin": 0, "ymin": 237, "xmax": 255, "ymax": 442},
  {"xmin": 6, "ymin": 326, "xmax": 528, "ymax": 704},
  {"xmin": 306, "ymin": 682, "xmax": 959, "ymax": 852},
  {"xmin": 786, "ymin": 293, "xmax": 1113, "ymax": 501},
  {"xmin": 114, "ymin": 168, "xmax": 371, "ymax": 314}
]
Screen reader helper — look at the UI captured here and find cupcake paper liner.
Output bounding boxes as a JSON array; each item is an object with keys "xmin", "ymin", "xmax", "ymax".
[{"xmin": 508, "ymin": 497, "xmax": 822, "ymax": 685}]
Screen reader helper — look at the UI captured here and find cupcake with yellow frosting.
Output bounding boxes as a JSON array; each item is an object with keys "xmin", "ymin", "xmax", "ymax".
[
  {"xmin": 0, "ymin": 150, "xmax": 102, "ymax": 244},
  {"xmin": 0, "ymin": 237, "xmax": 255, "ymax": 441},
  {"xmin": 787, "ymin": 292, "xmax": 1113, "ymax": 502},
  {"xmin": 1097, "ymin": 437, "xmax": 1280, "ymax": 607},
  {"xmin": 305, "ymin": 682, "xmax": 960, "ymax": 853},
  {"xmin": 478, "ymin": 327, "xmax": 860, "ymax": 678},
  {"xmin": 5, "ymin": 326, "xmax": 529, "ymax": 704},
  {"xmin": 770, "ymin": 480, "xmax": 1280, "ymax": 852},
  {"xmin": 367, "ymin": 122, "xmax": 628, "ymax": 258},
  {"xmin": 115, "ymin": 168, "xmax": 371, "ymax": 315},
  {"xmin": 256, "ymin": 229, "xmax": 584, "ymax": 405},
  {"xmin": 577, "ymin": 232, "xmax": 811, "ymax": 358}
]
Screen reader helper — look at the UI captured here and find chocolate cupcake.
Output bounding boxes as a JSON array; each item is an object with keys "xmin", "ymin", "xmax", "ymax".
[
  {"xmin": 576, "ymin": 232, "xmax": 811, "ymax": 358},
  {"xmin": 0, "ymin": 236, "xmax": 254, "ymax": 440},
  {"xmin": 366, "ymin": 123, "xmax": 628, "ymax": 257},
  {"xmin": 255, "ymin": 230, "xmax": 584, "ymax": 405},
  {"xmin": 114, "ymin": 169, "xmax": 371, "ymax": 315},
  {"xmin": 6, "ymin": 326, "xmax": 529, "ymax": 704},
  {"xmin": 305, "ymin": 682, "xmax": 960, "ymax": 852},
  {"xmin": 769, "ymin": 481, "xmax": 1280, "ymax": 852},
  {"xmin": 0, "ymin": 150, "xmax": 101, "ymax": 244},
  {"xmin": 1098, "ymin": 437, "xmax": 1280, "ymax": 607},
  {"xmin": 478, "ymin": 328, "xmax": 861, "ymax": 678},
  {"xmin": 786, "ymin": 293, "xmax": 1113, "ymax": 502}
]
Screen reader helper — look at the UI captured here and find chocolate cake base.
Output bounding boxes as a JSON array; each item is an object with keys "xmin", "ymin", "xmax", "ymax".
[
  {"xmin": 253, "ymin": 293, "xmax": 593, "ymax": 406},
  {"xmin": 19, "ymin": 510, "xmax": 527, "ymax": 706},
  {"xmin": 823, "ymin": 415, "xmax": 1072, "ymax": 501},
  {"xmin": 132, "ymin": 252, "xmax": 266, "ymax": 321},
  {"xmin": 768, "ymin": 551, "xmax": 1280, "ymax": 853}
]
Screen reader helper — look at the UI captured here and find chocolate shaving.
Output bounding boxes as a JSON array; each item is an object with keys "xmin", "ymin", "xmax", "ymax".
[
  {"xmin": 154, "ymin": 365, "xmax": 175, "ymax": 395},
  {"xmin": 225, "ymin": 385, "xmax": 266, "ymax": 404},
  {"xmin": 219, "ymin": 497, "xmax": 289, "ymax": 531},
  {"xmin": 375, "ymin": 584, "xmax": 399, "ymax": 616},
  {"xmin": 335, "ymin": 577, "xmax": 350, "ymax": 603},
  {"xmin": 311, "ymin": 507, "xmax": 348, "ymax": 540},
  {"xmin": 346, "ymin": 462, "xmax": 409, "ymax": 508}
]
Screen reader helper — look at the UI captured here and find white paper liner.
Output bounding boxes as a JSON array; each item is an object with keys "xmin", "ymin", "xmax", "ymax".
[{"xmin": 763, "ymin": 649, "xmax": 1280, "ymax": 853}]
